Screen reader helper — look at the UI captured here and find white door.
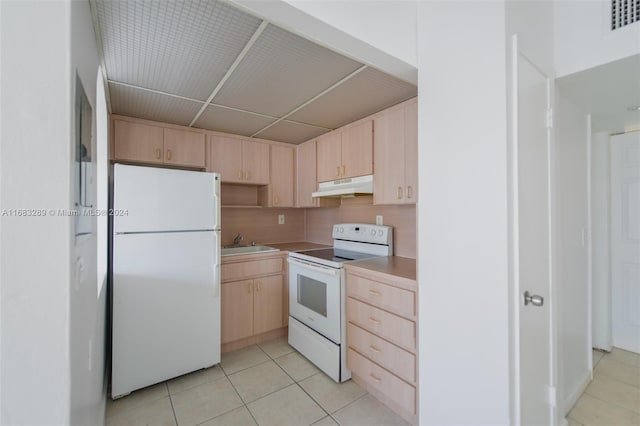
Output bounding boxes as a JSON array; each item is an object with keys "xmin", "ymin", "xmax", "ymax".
[
  {"xmin": 512, "ymin": 40, "xmax": 555, "ymax": 425},
  {"xmin": 611, "ymin": 132, "xmax": 640, "ymax": 353}
]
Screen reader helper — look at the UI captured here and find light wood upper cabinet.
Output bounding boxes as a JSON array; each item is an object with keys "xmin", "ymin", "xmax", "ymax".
[
  {"xmin": 269, "ymin": 144, "xmax": 294, "ymax": 207},
  {"xmin": 208, "ymin": 135, "xmax": 269, "ymax": 184},
  {"xmin": 208, "ymin": 135, "xmax": 243, "ymax": 182},
  {"xmin": 373, "ymin": 99, "xmax": 418, "ymax": 205},
  {"xmin": 114, "ymin": 120, "xmax": 165, "ymax": 165},
  {"xmin": 113, "ymin": 119, "xmax": 205, "ymax": 168},
  {"xmin": 316, "ymin": 120, "xmax": 373, "ymax": 183},
  {"xmin": 242, "ymin": 140, "xmax": 270, "ymax": 185},
  {"xmin": 341, "ymin": 120, "xmax": 373, "ymax": 179},
  {"xmin": 296, "ymin": 140, "xmax": 318, "ymax": 207},
  {"xmin": 317, "ymin": 132, "xmax": 342, "ymax": 182},
  {"xmin": 163, "ymin": 128, "xmax": 205, "ymax": 168}
]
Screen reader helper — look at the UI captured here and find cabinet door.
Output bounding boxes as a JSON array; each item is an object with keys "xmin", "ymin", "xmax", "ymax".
[
  {"xmin": 316, "ymin": 132, "xmax": 342, "ymax": 183},
  {"xmin": 221, "ymin": 280, "xmax": 254, "ymax": 344},
  {"xmin": 253, "ymin": 274, "xmax": 284, "ymax": 335},
  {"xmin": 114, "ymin": 120, "xmax": 164, "ymax": 164},
  {"xmin": 270, "ymin": 145, "xmax": 294, "ymax": 207},
  {"xmin": 208, "ymin": 135, "xmax": 243, "ymax": 183},
  {"xmin": 341, "ymin": 120, "xmax": 373, "ymax": 179},
  {"xmin": 163, "ymin": 128, "xmax": 205, "ymax": 168},
  {"xmin": 296, "ymin": 140, "xmax": 318, "ymax": 207},
  {"xmin": 373, "ymin": 108, "xmax": 406, "ymax": 205},
  {"xmin": 242, "ymin": 140, "xmax": 270, "ymax": 184},
  {"xmin": 404, "ymin": 100, "xmax": 418, "ymax": 203}
]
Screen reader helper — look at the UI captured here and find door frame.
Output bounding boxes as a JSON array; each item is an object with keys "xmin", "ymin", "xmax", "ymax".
[{"xmin": 508, "ymin": 34, "xmax": 558, "ymax": 425}]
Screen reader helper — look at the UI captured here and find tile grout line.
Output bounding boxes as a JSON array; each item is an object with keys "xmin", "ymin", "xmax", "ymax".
[{"xmin": 166, "ymin": 381, "xmax": 180, "ymax": 426}]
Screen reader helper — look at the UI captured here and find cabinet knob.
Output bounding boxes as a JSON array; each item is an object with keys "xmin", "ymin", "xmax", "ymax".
[
  {"xmin": 155, "ymin": 148, "xmax": 161, "ymax": 160},
  {"xmin": 368, "ymin": 345, "xmax": 382, "ymax": 353},
  {"xmin": 369, "ymin": 373, "xmax": 382, "ymax": 383},
  {"xmin": 368, "ymin": 317, "xmax": 381, "ymax": 325},
  {"xmin": 397, "ymin": 186, "xmax": 403, "ymax": 199},
  {"xmin": 166, "ymin": 149, "xmax": 172, "ymax": 161},
  {"xmin": 368, "ymin": 289, "xmax": 381, "ymax": 297},
  {"xmin": 407, "ymin": 185, "xmax": 413, "ymax": 199}
]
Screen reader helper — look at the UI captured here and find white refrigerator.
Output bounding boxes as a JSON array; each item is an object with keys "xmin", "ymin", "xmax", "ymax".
[{"xmin": 111, "ymin": 164, "xmax": 221, "ymax": 399}]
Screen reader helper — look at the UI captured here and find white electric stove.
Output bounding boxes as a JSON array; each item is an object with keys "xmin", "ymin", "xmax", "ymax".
[{"xmin": 287, "ymin": 223, "xmax": 393, "ymax": 382}]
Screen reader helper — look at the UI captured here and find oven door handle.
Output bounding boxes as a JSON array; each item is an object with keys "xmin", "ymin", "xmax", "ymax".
[{"xmin": 287, "ymin": 257, "xmax": 341, "ymax": 277}]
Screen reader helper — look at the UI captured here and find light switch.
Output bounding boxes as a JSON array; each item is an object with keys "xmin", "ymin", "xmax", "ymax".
[
  {"xmin": 376, "ymin": 215, "xmax": 383, "ymax": 225},
  {"xmin": 278, "ymin": 214, "xmax": 285, "ymax": 225}
]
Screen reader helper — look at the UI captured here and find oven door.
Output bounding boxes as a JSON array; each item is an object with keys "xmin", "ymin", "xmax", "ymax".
[{"xmin": 288, "ymin": 257, "xmax": 342, "ymax": 344}]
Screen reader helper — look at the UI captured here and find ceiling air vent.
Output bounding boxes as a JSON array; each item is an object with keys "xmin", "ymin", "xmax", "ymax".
[{"xmin": 611, "ymin": 0, "xmax": 640, "ymax": 30}]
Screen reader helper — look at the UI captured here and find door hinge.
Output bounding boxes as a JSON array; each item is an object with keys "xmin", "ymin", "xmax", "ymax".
[
  {"xmin": 546, "ymin": 108, "xmax": 553, "ymax": 129},
  {"xmin": 546, "ymin": 385, "xmax": 557, "ymax": 407}
]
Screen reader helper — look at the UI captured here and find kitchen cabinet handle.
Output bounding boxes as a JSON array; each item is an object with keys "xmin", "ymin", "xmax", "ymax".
[
  {"xmin": 238, "ymin": 171, "xmax": 244, "ymax": 180},
  {"xmin": 166, "ymin": 149, "xmax": 172, "ymax": 161},
  {"xmin": 341, "ymin": 165, "xmax": 346, "ymax": 176},
  {"xmin": 407, "ymin": 186, "xmax": 413, "ymax": 199},
  {"xmin": 368, "ymin": 345, "xmax": 381, "ymax": 353},
  {"xmin": 368, "ymin": 317, "xmax": 381, "ymax": 325},
  {"xmin": 369, "ymin": 373, "xmax": 382, "ymax": 383},
  {"xmin": 155, "ymin": 148, "xmax": 161, "ymax": 160},
  {"xmin": 397, "ymin": 186, "xmax": 403, "ymax": 199},
  {"xmin": 336, "ymin": 166, "xmax": 340, "ymax": 177},
  {"xmin": 368, "ymin": 289, "xmax": 381, "ymax": 297}
]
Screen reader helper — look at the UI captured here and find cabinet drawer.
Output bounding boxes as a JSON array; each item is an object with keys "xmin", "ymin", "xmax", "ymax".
[
  {"xmin": 348, "ymin": 348, "xmax": 415, "ymax": 415},
  {"xmin": 347, "ymin": 298, "xmax": 415, "ymax": 350},
  {"xmin": 347, "ymin": 274, "xmax": 415, "ymax": 319},
  {"xmin": 347, "ymin": 323, "xmax": 415, "ymax": 384},
  {"xmin": 221, "ymin": 258, "xmax": 283, "ymax": 282}
]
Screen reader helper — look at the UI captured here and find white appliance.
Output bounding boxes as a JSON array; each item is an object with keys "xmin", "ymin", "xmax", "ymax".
[
  {"xmin": 311, "ymin": 175, "xmax": 373, "ymax": 198},
  {"xmin": 288, "ymin": 223, "xmax": 392, "ymax": 382},
  {"xmin": 111, "ymin": 164, "xmax": 221, "ymax": 398}
]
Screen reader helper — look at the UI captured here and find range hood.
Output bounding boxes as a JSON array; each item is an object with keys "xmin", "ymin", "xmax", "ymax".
[{"xmin": 312, "ymin": 175, "xmax": 373, "ymax": 198}]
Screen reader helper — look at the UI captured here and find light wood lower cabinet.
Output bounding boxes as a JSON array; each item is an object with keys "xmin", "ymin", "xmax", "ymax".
[
  {"xmin": 221, "ymin": 253, "xmax": 287, "ymax": 348},
  {"xmin": 345, "ymin": 264, "xmax": 418, "ymax": 425}
]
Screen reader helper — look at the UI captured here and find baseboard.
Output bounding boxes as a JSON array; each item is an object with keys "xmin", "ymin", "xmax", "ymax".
[
  {"xmin": 221, "ymin": 327, "xmax": 287, "ymax": 353},
  {"xmin": 563, "ymin": 370, "xmax": 592, "ymax": 416}
]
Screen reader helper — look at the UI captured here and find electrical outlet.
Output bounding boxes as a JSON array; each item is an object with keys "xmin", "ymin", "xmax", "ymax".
[
  {"xmin": 278, "ymin": 214, "xmax": 285, "ymax": 225},
  {"xmin": 376, "ymin": 215, "xmax": 383, "ymax": 225}
]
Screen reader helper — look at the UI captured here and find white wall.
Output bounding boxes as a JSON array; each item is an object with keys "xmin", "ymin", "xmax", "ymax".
[
  {"xmin": 228, "ymin": 0, "xmax": 417, "ymax": 84},
  {"xmin": 591, "ymin": 131, "xmax": 612, "ymax": 351},
  {"xmin": 0, "ymin": 1, "xmax": 105, "ymax": 424},
  {"xmin": 554, "ymin": 90, "xmax": 591, "ymax": 415},
  {"xmin": 554, "ymin": 0, "xmax": 640, "ymax": 77},
  {"xmin": 69, "ymin": 1, "xmax": 106, "ymax": 425},
  {"xmin": 0, "ymin": 2, "xmax": 73, "ymax": 423},
  {"xmin": 417, "ymin": 2, "xmax": 511, "ymax": 423}
]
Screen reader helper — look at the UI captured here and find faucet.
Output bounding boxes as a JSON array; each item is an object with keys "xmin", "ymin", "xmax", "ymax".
[{"xmin": 232, "ymin": 233, "xmax": 244, "ymax": 247}]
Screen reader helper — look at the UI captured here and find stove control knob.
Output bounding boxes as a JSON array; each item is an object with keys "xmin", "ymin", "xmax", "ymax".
[
  {"xmin": 371, "ymin": 229, "xmax": 376, "ymax": 236},
  {"xmin": 378, "ymin": 230, "xmax": 384, "ymax": 236},
  {"xmin": 340, "ymin": 227, "xmax": 344, "ymax": 233},
  {"xmin": 334, "ymin": 226, "xmax": 338, "ymax": 233}
]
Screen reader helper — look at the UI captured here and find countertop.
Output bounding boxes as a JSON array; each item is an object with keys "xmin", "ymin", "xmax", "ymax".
[
  {"xmin": 345, "ymin": 256, "xmax": 416, "ymax": 282},
  {"xmin": 266, "ymin": 242, "xmax": 331, "ymax": 252}
]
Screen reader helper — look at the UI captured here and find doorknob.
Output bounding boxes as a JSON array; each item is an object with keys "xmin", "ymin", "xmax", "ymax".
[{"xmin": 523, "ymin": 291, "xmax": 544, "ymax": 307}]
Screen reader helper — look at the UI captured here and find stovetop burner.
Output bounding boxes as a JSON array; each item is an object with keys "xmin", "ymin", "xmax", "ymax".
[{"xmin": 295, "ymin": 248, "xmax": 383, "ymax": 264}]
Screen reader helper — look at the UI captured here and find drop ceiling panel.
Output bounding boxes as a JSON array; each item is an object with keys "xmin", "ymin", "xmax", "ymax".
[
  {"xmin": 211, "ymin": 24, "xmax": 363, "ymax": 117},
  {"xmin": 95, "ymin": 0, "xmax": 262, "ymax": 100},
  {"xmin": 109, "ymin": 83, "xmax": 203, "ymax": 126},
  {"xmin": 254, "ymin": 121, "xmax": 331, "ymax": 144},
  {"xmin": 193, "ymin": 105, "xmax": 275, "ymax": 136},
  {"xmin": 288, "ymin": 67, "xmax": 417, "ymax": 129}
]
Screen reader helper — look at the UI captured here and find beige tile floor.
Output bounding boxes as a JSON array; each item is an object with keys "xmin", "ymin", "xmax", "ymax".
[
  {"xmin": 106, "ymin": 337, "xmax": 409, "ymax": 426},
  {"xmin": 567, "ymin": 348, "xmax": 640, "ymax": 426}
]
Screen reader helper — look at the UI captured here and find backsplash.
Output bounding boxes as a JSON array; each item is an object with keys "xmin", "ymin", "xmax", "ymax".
[
  {"xmin": 305, "ymin": 197, "xmax": 416, "ymax": 258},
  {"xmin": 221, "ymin": 208, "xmax": 305, "ymax": 247}
]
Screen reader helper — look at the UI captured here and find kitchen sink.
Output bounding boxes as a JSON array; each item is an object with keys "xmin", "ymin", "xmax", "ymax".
[{"xmin": 221, "ymin": 245, "xmax": 279, "ymax": 256}]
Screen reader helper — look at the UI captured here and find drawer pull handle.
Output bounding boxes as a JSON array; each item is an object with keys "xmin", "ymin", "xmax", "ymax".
[
  {"xmin": 369, "ymin": 373, "xmax": 382, "ymax": 383},
  {"xmin": 369, "ymin": 345, "xmax": 381, "ymax": 353},
  {"xmin": 155, "ymin": 148, "xmax": 161, "ymax": 160},
  {"xmin": 368, "ymin": 317, "xmax": 381, "ymax": 325},
  {"xmin": 166, "ymin": 149, "xmax": 172, "ymax": 160},
  {"xmin": 368, "ymin": 289, "xmax": 381, "ymax": 297},
  {"xmin": 397, "ymin": 186, "xmax": 403, "ymax": 199},
  {"xmin": 407, "ymin": 185, "xmax": 413, "ymax": 199}
]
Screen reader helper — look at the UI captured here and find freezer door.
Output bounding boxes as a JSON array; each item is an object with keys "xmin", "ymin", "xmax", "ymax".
[
  {"xmin": 114, "ymin": 164, "xmax": 219, "ymax": 233},
  {"xmin": 111, "ymin": 231, "xmax": 220, "ymax": 398}
]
